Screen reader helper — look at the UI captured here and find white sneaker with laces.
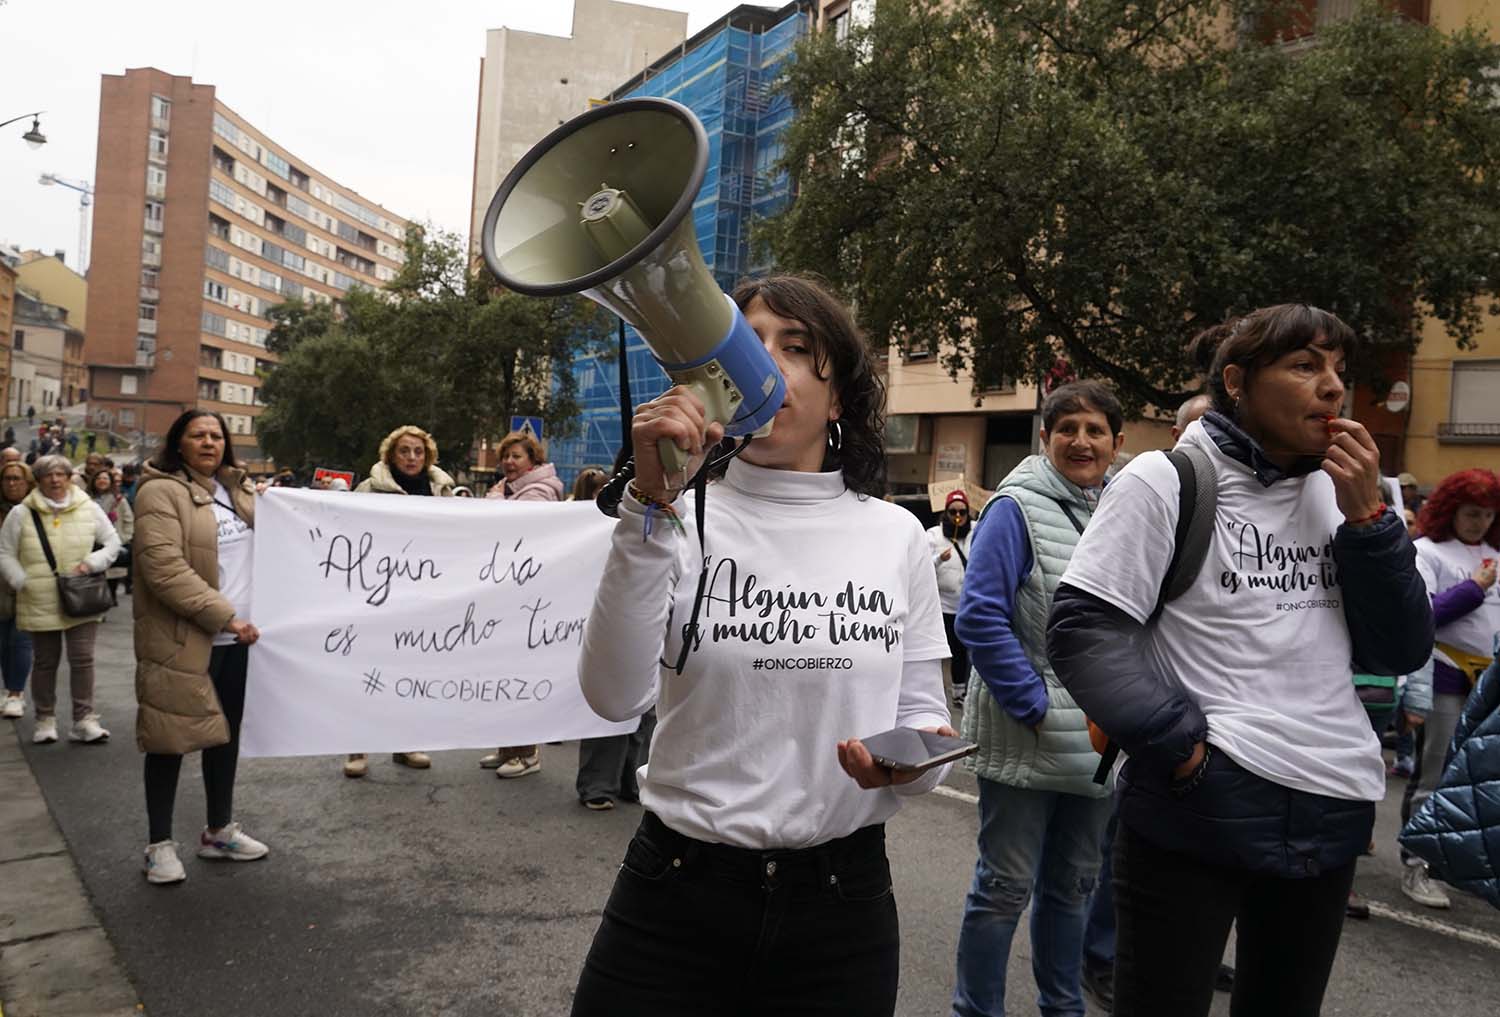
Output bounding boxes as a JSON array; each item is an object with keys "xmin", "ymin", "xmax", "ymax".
[
  {"xmin": 69, "ymin": 713, "xmax": 110, "ymax": 743},
  {"xmin": 495, "ymin": 753, "xmax": 541, "ymax": 779},
  {"xmin": 1401, "ymin": 862, "xmax": 1451, "ymax": 909},
  {"xmin": 198, "ymin": 821, "xmax": 269, "ymax": 861},
  {"xmin": 143, "ymin": 840, "xmax": 186, "ymax": 884},
  {"xmin": 32, "ymin": 716, "xmax": 58, "ymax": 743},
  {"xmin": 2, "ymin": 694, "xmax": 23, "ymax": 719}
]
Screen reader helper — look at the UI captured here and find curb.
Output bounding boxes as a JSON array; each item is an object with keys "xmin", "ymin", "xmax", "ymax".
[{"xmin": 0, "ymin": 720, "xmax": 143, "ymax": 1017}]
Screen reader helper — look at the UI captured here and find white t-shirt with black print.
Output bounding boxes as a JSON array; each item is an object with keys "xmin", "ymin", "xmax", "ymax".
[
  {"xmin": 580, "ymin": 458, "xmax": 952, "ymax": 850},
  {"xmin": 210, "ymin": 481, "xmax": 254, "ymax": 648},
  {"xmin": 1060, "ymin": 421, "xmax": 1386, "ymax": 803},
  {"xmin": 1414, "ymin": 535, "xmax": 1500, "ymax": 662}
]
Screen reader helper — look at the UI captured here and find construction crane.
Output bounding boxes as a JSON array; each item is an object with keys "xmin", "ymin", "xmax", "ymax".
[{"xmin": 38, "ymin": 172, "xmax": 93, "ymax": 274}]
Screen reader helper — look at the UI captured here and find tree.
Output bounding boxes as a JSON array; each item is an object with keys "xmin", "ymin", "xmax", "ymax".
[
  {"xmin": 257, "ymin": 226, "xmax": 610, "ymax": 474},
  {"xmin": 763, "ymin": 0, "xmax": 1500, "ymax": 408}
]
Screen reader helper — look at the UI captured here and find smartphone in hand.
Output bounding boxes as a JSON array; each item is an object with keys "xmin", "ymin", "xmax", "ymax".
[{"xmin": 859, "ymin": 727, "xmax": 977, "ymax": 774}]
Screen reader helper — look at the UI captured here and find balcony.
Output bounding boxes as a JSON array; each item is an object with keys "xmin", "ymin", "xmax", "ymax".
[
  {"xmin": 137, "ymin": 318, "xmax": 158, "ymax": 335},
  {"xmin": 139, "ymin": 285, "xmax": 159, "ymax": 302},
  {"xmin": 148, "ymin": 148, "xmax": 168, "ymax": 166},
  {"xmin": 144, "ymin": 216, "xmax": 164, "ymax": 235},
  {"xmin": 141, "ymin": 249, "xmax": 161, "ymax": 267},
  {"xmin": 1437, "ymin": 422, "xmax": 1500, "ymax": 444},
  {"xmin": 146, "ymin": 182, "xmax": 166, "ymax": 199},
  {"xmin": 151, "ymin": 114, "xmax": 170, "ymax": 132}
]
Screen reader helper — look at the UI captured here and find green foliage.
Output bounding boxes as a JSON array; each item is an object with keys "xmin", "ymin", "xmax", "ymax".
[
  {"xmin": 763, "ymin": 0, "xmax": 1500, "ymax": 408},
  {"xmin": 256, "ymin": 225, "xmax": 610, "ymax": 474}
]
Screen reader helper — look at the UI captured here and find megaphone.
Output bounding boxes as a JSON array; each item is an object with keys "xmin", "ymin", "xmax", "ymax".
[{"xmin": 480, "ymin": 97, "xmax": 785, "ymax": 478}]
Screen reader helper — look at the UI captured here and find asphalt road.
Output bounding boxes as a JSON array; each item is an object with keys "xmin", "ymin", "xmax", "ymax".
[{"xmin": 14, "ymin": 597, "xmax": 1500, "ymax": 1017}]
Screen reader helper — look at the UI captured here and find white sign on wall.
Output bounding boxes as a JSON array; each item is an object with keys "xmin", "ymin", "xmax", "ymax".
[
  {"xmin": 240, "ymin": 490, "xmax": 637, "ymax": 758},
  {"xmin": 934, "ymin": 443, "xmax": 968, "ymax": 476}
]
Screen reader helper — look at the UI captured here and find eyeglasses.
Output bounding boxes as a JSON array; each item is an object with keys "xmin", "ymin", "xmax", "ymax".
[{"xmin": 946, "ymin": 507, "xmax": 968, "ymax": 517}]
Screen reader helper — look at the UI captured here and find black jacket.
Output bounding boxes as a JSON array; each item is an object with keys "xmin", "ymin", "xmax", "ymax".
[{"xmin": 1046, "ymin": 418, "xmax": 1433, "ymax": 877}]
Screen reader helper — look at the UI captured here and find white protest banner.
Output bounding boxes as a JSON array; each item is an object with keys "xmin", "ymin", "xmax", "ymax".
[{"xmin": 240, "ymin": 489, "xmax": 636, "ymax": 757}]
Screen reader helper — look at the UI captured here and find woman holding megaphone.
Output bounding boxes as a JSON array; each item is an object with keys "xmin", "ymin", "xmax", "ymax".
[{"xmin": 570, "ymin": 275, "xmax": 955, "ymax": 1017}]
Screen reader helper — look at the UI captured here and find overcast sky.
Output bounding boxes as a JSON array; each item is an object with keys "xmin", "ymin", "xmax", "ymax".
[{"xmin": 0, "ymin": 0, "xmax": 750, "ymax": 270}]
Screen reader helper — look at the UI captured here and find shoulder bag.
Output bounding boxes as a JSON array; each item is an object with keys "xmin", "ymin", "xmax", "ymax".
[{"xmin": 30, "ymin": 509, "xmax": 112, "ymax": 617}]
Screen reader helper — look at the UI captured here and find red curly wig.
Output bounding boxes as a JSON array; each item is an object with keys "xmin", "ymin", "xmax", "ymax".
[{"xmin": 1416, "ymin": 469, "xmax": 1500, "ymax": 546}]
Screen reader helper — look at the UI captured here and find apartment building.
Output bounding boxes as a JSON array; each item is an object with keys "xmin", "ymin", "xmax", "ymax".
[
  {"xmin": 468, "ymin": 0, "xmax": 688, "ymax": 257},
  {"xmin": 10, "ymin": 291, "xmax": 84, "ymax": 417},
  {"xmin": 547, "ymin": 2, "xmax": 815, "ymax": 480},
  {"xmin": 88, "ymin": 68, "xmax": 408, "ymax": 467}
]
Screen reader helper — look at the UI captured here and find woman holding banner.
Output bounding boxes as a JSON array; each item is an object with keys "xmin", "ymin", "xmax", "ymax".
[
  {"xmin": 343, "ymin": 425, "xmax": 454, "ymax": 778},
  {"xmin": 480, "ymin": 430, "xmax": 563, "ymax": 778},
  {"xmin": 133, "ymin": 410, "xmax": 266, "ymax": 886},
  {"xmin": 569, "ymin": 276, "xmax": 954, "ymax": 1017}
]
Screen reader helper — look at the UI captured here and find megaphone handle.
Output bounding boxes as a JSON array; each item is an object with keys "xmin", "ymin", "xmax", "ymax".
[{"xmin": 657, "ymin": 436, "xmax": 691, "ymax": 479}]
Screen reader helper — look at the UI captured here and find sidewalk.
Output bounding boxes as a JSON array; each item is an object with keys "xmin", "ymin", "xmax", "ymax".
[{"xmin": 0, "ymin": 721, "xmax": 141, "ymax": 1017}]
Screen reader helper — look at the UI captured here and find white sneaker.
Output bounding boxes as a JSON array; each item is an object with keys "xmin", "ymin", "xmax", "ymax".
[
  {"xmin": 68, "ymin": 713, "xmax": 110, "ymax": 743},
  {"xmin": 2, "ymin": 694, "xmax": 23, "ymax": 719},
  {"xmin": 495, "ymin": 753, "xmax": 541, "ymax": 779},
  {"xmin": 32, "ymin": 716, "xmax": 58, "ymax": 743},
  {"xmin": 143, "ymin": 840, "xmax": 186, "ymax": 884},
  {"xmin": 198, "ymin": 821, "xmax": 269, "ymax": 862},
  {"xmin": 1401, "ymin": 862, "xmax": 1451, "ymax": 908}
]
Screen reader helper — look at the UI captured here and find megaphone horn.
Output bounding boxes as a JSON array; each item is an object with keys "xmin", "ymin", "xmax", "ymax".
[{"xmin": 480, "ymin": 97, "xmax": 785, "ymax": 478}]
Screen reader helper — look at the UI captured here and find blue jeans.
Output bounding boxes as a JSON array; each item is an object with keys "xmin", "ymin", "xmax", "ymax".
[
  {"xmin": 1, "ymin": 617, "xmax": 33, "ymax": 694},
  {"xmin": 953, "ymin": 778, "xmax": 1113, "ymax": 1017}
]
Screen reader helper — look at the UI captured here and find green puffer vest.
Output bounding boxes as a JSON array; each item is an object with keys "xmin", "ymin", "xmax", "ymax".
[{"xmin": 961, "ymin": 455, "xmax": 1108, "ymax": 797}]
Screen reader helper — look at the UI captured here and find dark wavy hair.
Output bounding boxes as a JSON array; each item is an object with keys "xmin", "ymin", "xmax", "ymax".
[
  {"xmin": 729, "ymin": 275, "xmax": 886, "ymax": 497},
  {"xmin": 1188, "ymin": 304, "xmax": 1358, "ymax": 417},
  {"xmin": 152, "ymin": 410, "xmax": 239, "ymax": 474},
  {"xmin": 1416, "ymin": 469, "xmax": 1500, "ymax": 546}
]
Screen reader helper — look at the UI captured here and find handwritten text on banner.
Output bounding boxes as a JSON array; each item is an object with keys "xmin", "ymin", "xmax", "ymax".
[{"xmin": 241, "ymin": 490, "xmax": 635, "ymax": 757}]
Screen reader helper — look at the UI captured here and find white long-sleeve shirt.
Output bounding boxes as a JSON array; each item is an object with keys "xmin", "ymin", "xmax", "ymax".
[
  {"xmin": 579, "ymin": 458, "xmax": 952, "ymax": 850},
  {"xmin": 0, "ymin": 495, "xmax": 121, "ymax": 591}
]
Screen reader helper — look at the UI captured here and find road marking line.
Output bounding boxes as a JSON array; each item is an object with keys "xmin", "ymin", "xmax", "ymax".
[
  {"xmin": 1366, "ymin": 900, "xmax": 1500, "ymax": 951},
  {"xmin": 934, "ymin": 785, "xmax": 978, "ymax": 805}
]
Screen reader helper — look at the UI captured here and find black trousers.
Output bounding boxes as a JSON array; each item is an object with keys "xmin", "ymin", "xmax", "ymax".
[
  {"xmin": 571, "ymin": 812, "xmax": 900, "ymax": 1017},
  {"xmin": 144, "ymin": 643, "xmax": 248, "ymax": 843},
  {"xmin": 1112, "ymin": 823, "xmax": 1355, "ymax": 1017},
  {"xmin": 942, "ymin": 612, "xmax": 970, "ymax": 687}
]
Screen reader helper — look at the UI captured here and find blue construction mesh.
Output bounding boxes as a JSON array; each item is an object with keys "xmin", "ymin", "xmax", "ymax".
[{"xmin": 549, "ymin": 10, "xmax": 810, "ymax": 484}]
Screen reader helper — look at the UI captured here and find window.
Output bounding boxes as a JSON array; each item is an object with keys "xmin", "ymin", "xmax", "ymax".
[
  {"xmin": 262, "ymin": 150, "xmax": 290, "ymax": 180},
  {"xmin": 13, "ymin": 329, "xmax": 23, "ymax": 351},
  {"xmin": 151, "ymin": 95, "xmax": 171, "ymax": 123},
  {"xmin": 138, "ymin": 304, "xmax": 156, "ymax": 321},
  {"xmin": 202, "ymin": 312, "xmax": 227, "ymax": 336},
  {"xmin": 149, "ymin": 131, "xmax": 169, "ymax": 159},
  {"xmin": 141, "ymin": 267, "xmax": 159, "ymax": 288},
  {"xmin": 288, "ymin": 166, "xmax": 309, "ymax": 191},
  {"xmin": 204, "ymin": 246, "xmax": 229, "ymax": 274},
  {"xmin": 121, "ymin": 375, "xmax": 138, "ymax": 396},
  {"xmin": 213, "ymin": 113, "xmax": 239, "ymax": 144},
  {"xmin": 1441, "ymin": 360, "xmax": 1500, "ymax": 442},
  {"xmin": 119, "ymin": 409, "xmax": 136, "ymax": 429},
  {"xmin": 213, "ymin": 147, "xmax": 236, "ymax": 174},
  {"xmin": 209, "ymin": 213, "xmax": 230, "ymax": 240},
  {"xmin": 204, "ymin": 279, "xmax": 227, "ymax": 303},
  {"xmin": 261, "ymin": 240, "xmax": 285, "ymax": 266},
  {"xmin": 209, "ymin": 179, "xmax": 235, "ymax": 208},
  {"xmin": 332, "ymin": 271, "xmax": 356, "ymax": 291}
]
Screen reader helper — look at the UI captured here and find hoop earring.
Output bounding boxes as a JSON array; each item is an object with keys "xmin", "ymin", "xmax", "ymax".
[{"xmin": 827, "ymin": 420, "xmax": 843, "ymax": 453}]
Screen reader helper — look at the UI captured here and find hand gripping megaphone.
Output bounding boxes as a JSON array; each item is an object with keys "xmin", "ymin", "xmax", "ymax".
[{"xmin": 480, "ymin": 98, "xmax": 785, "ymax": 478}]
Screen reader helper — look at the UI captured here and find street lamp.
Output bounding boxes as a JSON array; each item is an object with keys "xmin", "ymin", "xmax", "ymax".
[{"xmin": 0, "ymin": 112, "xmax": 48, "ymax": 149}]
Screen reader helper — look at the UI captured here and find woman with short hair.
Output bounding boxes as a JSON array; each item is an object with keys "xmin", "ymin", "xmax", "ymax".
[
  {"xmin": 134, "ymin": 410, "xmax": 266, "ymax": 885},
  {"xmin": 0, "ymin": 454, "xmax": 120, "ymax": 745},
  {"xmin": 343, "ymin": 425, "xmax": 454, "ymax": 778},
  {"xmin": 481, "ymin": 430, "xmax": 564, "ymax": 777}
]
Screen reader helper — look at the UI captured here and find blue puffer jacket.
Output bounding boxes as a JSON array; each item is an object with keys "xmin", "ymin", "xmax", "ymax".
[{"xmin": 1400, "ymin": 639, "xmax": 1500, "ymax": 909}]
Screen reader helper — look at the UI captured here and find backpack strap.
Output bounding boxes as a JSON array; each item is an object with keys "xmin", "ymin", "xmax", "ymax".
[{"xmin": 1149, "ymin": 445, "xmax": 1217, "ymax": 623}]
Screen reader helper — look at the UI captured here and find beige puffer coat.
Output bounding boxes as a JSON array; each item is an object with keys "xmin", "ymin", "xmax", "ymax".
[
  {"xmin": 355, "ymin": 426, "xmax": 455, "ymax": 496},
  {"xmin": 131, "ymin": 462, "xmax": 255, "ymax": 754}
]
